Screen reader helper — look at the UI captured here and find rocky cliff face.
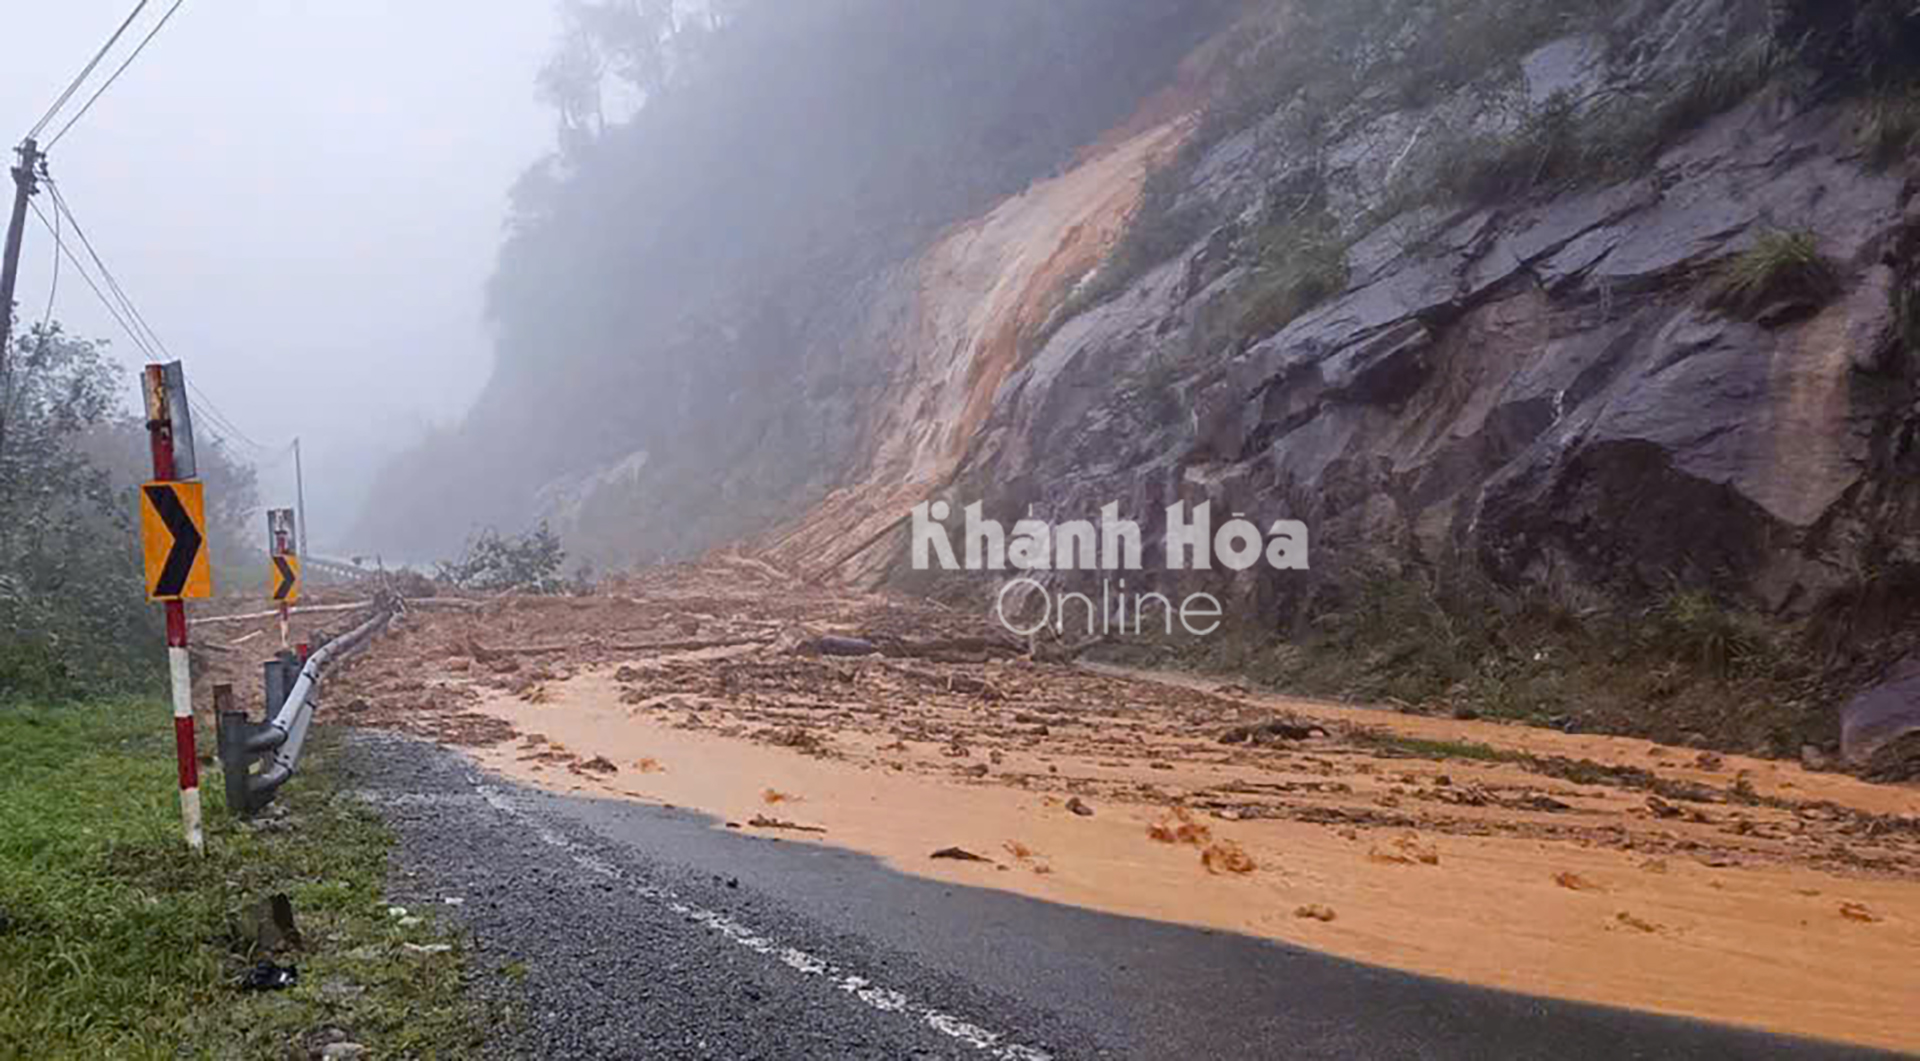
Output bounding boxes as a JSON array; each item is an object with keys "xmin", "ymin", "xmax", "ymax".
[
  {"xmin": 749, "ymin": 0, "xmax": 1920, "ymax": 752},
  {"xmin": 764, "ymin": 0, "xmax": 1918, "ymax": 616}
]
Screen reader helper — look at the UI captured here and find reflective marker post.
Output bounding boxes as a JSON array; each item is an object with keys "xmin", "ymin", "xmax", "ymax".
[{"xmin": 142, "ymin": 363, "xmax": 203, "ymax": 853}]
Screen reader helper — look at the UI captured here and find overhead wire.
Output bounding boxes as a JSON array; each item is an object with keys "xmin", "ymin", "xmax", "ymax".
[
  {"xmin": 29, "ymin": 189, "xmax": 280, "ymax": 458},
  {"xmin": 36, "ymin": 182, "xmax": 61, "ymax": 337},
  {"xmin": 46, "ymin": 0, "xmax": 188, "ymax": 150},
  {"xmin": 44, "ymin": 179, "xmax": 172, "ymax": 362},
  {"xmin": 25, "ymin": 1, "xmax": 151, "ymax": 141},
  {"xmin": 27, "ymin": 198, "xmax": 158, "ymax": 363},
  {"xmin": 21, "ymin": 0, "xmax": 280, "ymax": 461}
]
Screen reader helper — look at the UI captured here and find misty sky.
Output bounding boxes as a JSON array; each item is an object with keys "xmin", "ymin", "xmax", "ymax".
[{"xmin": 1, "ymin": 2, "xmax": 558, "ymax": 554}]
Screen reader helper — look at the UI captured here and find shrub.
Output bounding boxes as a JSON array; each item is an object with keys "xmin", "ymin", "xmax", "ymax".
[
  {"xmin": 436, "ymin": 522, "xmax": 573, "ymax": 593},
  {"xmin": 1773, "ymin": 0, "xmax": 1920, "ymax": 90},
  {"xmin": 1649, "ymin": 588, "xmax": 1768, "ymax": 679},
  {"xmin": 1860, "ymin": 88, "xmax": 1920, "ymax": 167},
  {"xmin": 1217, "ymin": 210, "xmax": 1350, "ymax": 349},
  {"xmin": 1709, "ymin": 230, "xmax": 1840, "ymax": 319},
  {"xmin": 1056, "ymin": 164, "xmax": 1210, "ymax": 324}
]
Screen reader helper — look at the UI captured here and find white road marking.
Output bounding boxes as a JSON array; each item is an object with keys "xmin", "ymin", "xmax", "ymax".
[{"xmin": 472, "ymin": 779, "xmax": 1052, "ymax": 1061}]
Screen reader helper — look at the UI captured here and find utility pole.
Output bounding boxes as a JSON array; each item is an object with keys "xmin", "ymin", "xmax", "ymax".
[
  {"xmin": 0, "ymin": 138, "xmax": 44, "ymax": 463},
  {"xmin": 293, "ymin": 437, "xmax": 309, "ymax": 559}
]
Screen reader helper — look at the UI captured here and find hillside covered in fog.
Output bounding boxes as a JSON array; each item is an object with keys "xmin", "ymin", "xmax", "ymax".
[{"xmin": 359, "ymin": 0, "xmax": 1920, "ymax": 758}]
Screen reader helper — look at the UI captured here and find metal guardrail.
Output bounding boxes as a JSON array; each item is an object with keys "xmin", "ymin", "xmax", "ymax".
[
  {"xmin": 215, "ymin": 601, "xmax": 396, "ymax": 817},
  {"xmin": 305, "ymin": 555, "xmax": 379, "ymax": 584}
]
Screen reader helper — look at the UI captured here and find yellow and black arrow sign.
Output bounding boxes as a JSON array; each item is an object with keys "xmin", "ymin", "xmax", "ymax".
[
  {"xmin": 272, "ymin": 554, "xmax": 301, "ymax": 603},
  {"xmin": 140, "ymin": 481, "xmax": 212, "ymax": 600}
]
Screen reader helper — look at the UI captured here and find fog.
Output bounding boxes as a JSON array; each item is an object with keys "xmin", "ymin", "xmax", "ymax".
[{"xmin": 0, "ymin": 1, "xmax": 557, "ymax": 555}]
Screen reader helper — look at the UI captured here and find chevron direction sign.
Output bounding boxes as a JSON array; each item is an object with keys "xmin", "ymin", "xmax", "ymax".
[
  {"xmin": 140, "ymin": 481, "xmax": 212, "ymax": 601},
  {"xmin": 272, "ymin": 554, "xmax": 301, "ymax": 603}
]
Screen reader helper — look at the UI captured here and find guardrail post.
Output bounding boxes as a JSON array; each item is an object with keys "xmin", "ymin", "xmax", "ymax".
[
  {"xmin": 263, "ymin": 653, "xmax": 299, "ymax": 718},
  {"xmin": 215, "ymin": 682, "xmax": 277, "ymax": 819}
]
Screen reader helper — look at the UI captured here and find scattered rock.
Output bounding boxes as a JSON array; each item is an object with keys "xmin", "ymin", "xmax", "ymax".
[
  {"xmin": 576, "ymin": 755, "xmax": 619, "ymax": 775},
  {"xmin": 1201, "ymin": 840, "xmax": 1257, "ymax": 875},
  {"xmin": 962, "ymin": 763, "xmax": 990, "ymax": 778},
  {"xmin": 1839, "ymin": 901, "xmax": 1881, "ymax": 924},
  {"xmin": 1065, "ymin": 797, "xmax": 1094, "ymax": 817},
  {"xmin": 1147, "ymin": 808, "xmax": 1211, "ymax": 846},
  {"xmin": 1368, "ymin": 835, "xmax": 1439, "ymax": 866},
  {"xmin": 321, "ymin": 1042, "xmax": 369, "ymax": 1060},
  {"xmin": 747, "ymin": 814, "xmax": 826, "ymax": 834},
  {"xmin": 1613, "ymin": 911, "xmax": 1659, "ymax": 934},
  {"xmin": 812, "ymin": 635, "xmax": 878, "ymax": 657},
  {"xmin": 1294, "ymin": 904, "xmax": 1337, "ymax": 922},
  {"xmin": 1694, "ymin": 752, "xmax": 1724, "ymax": 772},
  {"xmin": 1218, "ymin": 718, "xmax": 1328, "ymax": 745},
  {"xmin": 1553, "ymin": 871, "xmax": 1603, "ymax": 892},
  {"xmin": 237, "ymin": 893, "xmax": 303, "ymax": 953},
  {"xmin": 930, "ymin": 846, "xmax": 992, "ymax": 863},
  {"xmin": 318, "ymin": 977, "xmax": 366, "ymax": 1004}
]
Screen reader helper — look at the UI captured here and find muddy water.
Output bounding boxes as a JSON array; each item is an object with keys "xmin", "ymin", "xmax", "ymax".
[{"xmin": 470, "ymin": 668, "xmax": 1920, "ymax": 1055}]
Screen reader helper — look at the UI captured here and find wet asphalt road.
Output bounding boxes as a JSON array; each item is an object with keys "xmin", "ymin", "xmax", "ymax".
[{"xmin": 340, "ymin": 730, "xmax": 1897, "ymax": 1060}]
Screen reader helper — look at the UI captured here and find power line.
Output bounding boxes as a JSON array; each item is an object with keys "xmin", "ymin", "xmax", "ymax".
[
  {"xmin": 44, "ymin": 179, "xmax": 171, "ymax": 362},
  {"xmin": 185, "ymin": 378, "xmax": 275, "ymax": 453},
  {"xmin": 26, "ymin": 1, "xmax": 151, "ymax": 140},
  {"xmin": 34, "ymin": 177, "xmax": 285, "ymax": 460},
  {"xmin": 26, "ymin": 198, "xmax": 159, "ymax": 363},
  {"xmin": 36, "ymin": 191, "xmax": 61, "ymax": 337},
  {"xmin": 46, "ymin": 0, "xmax": 188, "ymax": 150}
]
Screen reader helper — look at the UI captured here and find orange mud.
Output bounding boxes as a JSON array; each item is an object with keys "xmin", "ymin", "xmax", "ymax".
[{"xmin": 331, "ymin": 563, "xmax": 1920, "ymax": 1055}]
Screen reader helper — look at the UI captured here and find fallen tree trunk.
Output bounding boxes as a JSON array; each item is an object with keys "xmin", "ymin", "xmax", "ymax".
[
  {"xmin": 196, "ymin": 601, "xmax": 372, "ymax": 625},
  {"xmin": 480, "ymin": 634, "xmax": 777, "ymax": 657}
]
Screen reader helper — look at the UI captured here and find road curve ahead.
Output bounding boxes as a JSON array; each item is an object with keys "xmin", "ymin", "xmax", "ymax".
[{"xmin": 342, "ymin": 731, "xmax": 1896, "ymax": 1060}]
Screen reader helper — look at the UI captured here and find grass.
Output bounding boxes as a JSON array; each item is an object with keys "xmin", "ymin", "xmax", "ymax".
[
  {"xmin": 1048, "ymin": 0, "xmax": 1782, "ymax": 342},
  {"xmin": 0, "ymin": 701, "xmax": 486, "ymax": 1059},
  {"xmin": 1352, "ymin": 733, "xmax": 1520, "ymax": 763},
  {"xmin": 1126, "ymin": 564, "xmax": 1824, "ymax": 757},
  {"xmin": 1860, "ymin": 88, "xmax": 1920, "ymax": 167},
  {"xmin": 1226, "ymin": 209, "xmax": 1351, "ymax": 346},
  {"xmin": 1709, "ymin": 230, "xmax": 1840, "ymax": 319}
]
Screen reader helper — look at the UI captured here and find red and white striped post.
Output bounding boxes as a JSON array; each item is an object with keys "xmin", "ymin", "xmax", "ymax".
[{"xmin": 144, "ymin": 364, "xmax": 203, "ymax": 853}]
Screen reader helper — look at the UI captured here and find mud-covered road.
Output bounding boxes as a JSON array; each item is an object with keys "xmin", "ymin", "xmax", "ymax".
[
  {"xmin": 343, "ymin": 728, "xmax": 1890, "ymax": 1059},
  {"xmin": 234, "ymin": 558, "xmax": 1920, "ymax": 1056}
]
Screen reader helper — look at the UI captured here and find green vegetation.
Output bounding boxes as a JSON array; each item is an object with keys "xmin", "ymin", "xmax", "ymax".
[
  {"xmin": 1228, "ymin": 210, "xmax": 1351, "ymax": 346},
  {"xmin": 1709, "ymin": 230, "xmax": 1840, "ymax": 319},
  {"xmin": 436, "ymin": 521, "xmax": 577, "ymax": 594},
  {"xmin": 1860, "ymin": 88, "xmax": 1920, "ymax": 167},
  {"xmin": 0, "ymin": 324, "xmax": 258, "ymax": 704},
  {"xmin": 1410, "ymin": 39, "xmax": 1780, "ymax": 213},
  {"xmin": 1151, "ymin": 566, "xmax": 1817, "ymax": 755},
  {"xmin": 0, "ymin": 701, "xmax": 484, "ymax": 1058},
  {"xmin": 1050, "ymin": 0, "xmax": 1792, "ymax": 353},
  {"xmin": 1352, "ymin": 733, "xmax": 1519, "ymax": 762},
  {"xmin": 1053, "ymin": 165, "xmax": 1211, "ymax": 329}
]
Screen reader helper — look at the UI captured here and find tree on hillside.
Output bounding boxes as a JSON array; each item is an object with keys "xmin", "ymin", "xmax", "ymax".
[{"xmin": 0, "ymin": 325, "xmax": 258, "ymax": 702}]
